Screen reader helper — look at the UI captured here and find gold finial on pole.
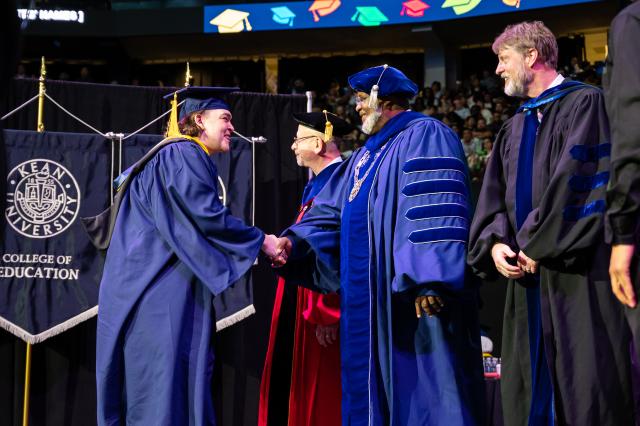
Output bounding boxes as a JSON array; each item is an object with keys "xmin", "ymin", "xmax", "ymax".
[
  {"xmin": 185, "ymin": 62, "xmax": 192, "ymax": 87},
  {"xmin": 36, "ymin": 57, "xmax": 46, "ymax": 132}
]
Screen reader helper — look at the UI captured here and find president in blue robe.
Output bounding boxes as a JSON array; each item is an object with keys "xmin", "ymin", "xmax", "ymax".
[
  {"xmin": 91, "ymin": 87, "xmax": 274, "ymax": 425},
  {"xmin": 276, "ymin": 66, "xmax": 485, "ymax": 425}
]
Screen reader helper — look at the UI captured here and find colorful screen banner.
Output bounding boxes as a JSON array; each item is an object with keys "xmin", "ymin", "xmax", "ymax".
[{"xmin": 204, "ymin": 0, "xmax": 598, "ymax": 33}]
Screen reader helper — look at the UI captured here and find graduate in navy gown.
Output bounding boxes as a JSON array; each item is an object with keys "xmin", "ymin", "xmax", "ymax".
[
  {"xmin": 468, "ymin": 22, "xmax": 634, "ymax": 425},
  {"xmin": 274, "ymin": 66, "xmax": 485, "ymax": 426},
  {"xmin": 91, "ymin": 87, "xmax": 279, "ymax": 425}
]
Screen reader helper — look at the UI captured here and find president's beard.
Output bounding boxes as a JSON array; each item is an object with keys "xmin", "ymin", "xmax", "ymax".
[{"xmin": 361, "ymin": 108, "xmax": 382, "ymax": 135}]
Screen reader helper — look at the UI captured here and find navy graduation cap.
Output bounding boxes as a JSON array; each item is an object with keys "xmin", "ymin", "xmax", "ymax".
[
  {"xmin": 348, "ymin": 65, "xmax": 418, "ymax": 99},
  {"xmin": 163, "ymin": 86, "xmax": 239, "ymax": 121}
]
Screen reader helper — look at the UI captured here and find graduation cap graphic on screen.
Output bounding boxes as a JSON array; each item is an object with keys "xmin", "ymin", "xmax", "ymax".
[
  {"xmin": 441, "ymin": 0, "xmax": 481, "ymax": 15},
  {"xmin": 271, "ymin": 6, "xmax": 296, "ymax": 26},
  {"xmin": 502, "ymin": 0, "xmax": 521, "ymax": 7},
  {"xmin": 351, "ymin": 6, "xmax": 389, "ymax": 27},
  {"xmin": 308, "ymin": 0, "xmax": 342, "ymax": 23},
  {"xmin": 401, "ymin": 0, "xmax": 430, "ymax": 17},
  {"xmin": 209, "ymin": 9, "xmax": 253, "ymax": 33}
]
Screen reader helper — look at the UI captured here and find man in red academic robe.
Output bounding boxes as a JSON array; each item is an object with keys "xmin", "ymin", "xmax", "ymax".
[{"xmin": 259, "ymin": 111, "xmax": 354, "ymax": 426}]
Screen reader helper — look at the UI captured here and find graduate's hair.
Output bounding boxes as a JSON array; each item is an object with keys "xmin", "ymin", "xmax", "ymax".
[
  {"xmin": 492, "ymin": 21, "xmax": 558, "ymax": 69},
  {"xmin": 179, "ymin": 110, "xmax": 204, "ymax": 137}
]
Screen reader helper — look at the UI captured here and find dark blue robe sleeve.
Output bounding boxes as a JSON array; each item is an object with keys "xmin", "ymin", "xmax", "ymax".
[
  {"xmin": 145, "ymin": 143, "xmax": 264, "ymax": 295},
  {"xmin": 279, "ymin": 157, "xmax": 356, "ymax": 293},
  {"xmin": 392, "ymin": 119, "xmax": 473, "ymax": 295},
  {"xmin": 517, "ymin": 89, "xmax": 611, "ymax": 263},
  {"xmin": 467, "ymin": 121, "xmax": 517, "ymax": 279}
]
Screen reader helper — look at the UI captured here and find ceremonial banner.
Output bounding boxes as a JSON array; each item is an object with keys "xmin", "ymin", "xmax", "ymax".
[
  {"xmin": 119, "ymin": 134, "xmax": 257, "ymax": 330},
  {"xmin": 1, "ymin": 130, "xmax": 110, "ymax": 343}
]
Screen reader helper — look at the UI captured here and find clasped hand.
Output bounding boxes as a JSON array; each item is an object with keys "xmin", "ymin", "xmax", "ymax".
[
  {"xmin": 261, "ymin": 235, "xmax": 292, "ymax": 266},
  {"xmin": 491, "ymin": 243, "xmax": 538, "ymax": 279}
]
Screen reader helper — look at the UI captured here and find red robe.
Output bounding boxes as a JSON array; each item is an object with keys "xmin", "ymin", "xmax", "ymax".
[{"xmin": 259, "ymin": 200, "xmax": 341, "ymax": 426}]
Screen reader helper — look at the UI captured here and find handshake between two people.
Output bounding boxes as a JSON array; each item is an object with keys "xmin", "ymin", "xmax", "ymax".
[{"xmin": 261, "ymin": 234, "xmax": 292, "ymax": 267}]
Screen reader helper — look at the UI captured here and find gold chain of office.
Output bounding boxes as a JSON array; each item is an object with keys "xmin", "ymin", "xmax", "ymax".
[{"xmin": 349, "ymin": 144, "xmax": 387, "ymax": 202}]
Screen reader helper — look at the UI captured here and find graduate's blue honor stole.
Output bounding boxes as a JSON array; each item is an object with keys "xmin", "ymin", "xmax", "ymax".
[{"xmin": 514, "ymin": 80, "xmax": 587, "ymax": 426}]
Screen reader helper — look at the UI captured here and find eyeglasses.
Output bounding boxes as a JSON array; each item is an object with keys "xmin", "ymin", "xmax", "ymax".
[
  {"xmin": 292, "ymin": 135, "xmax": 318, "ymax": 146},
  {"xmin": 355, "ymin": 96, "xmax": 369, "ymax": 106}
]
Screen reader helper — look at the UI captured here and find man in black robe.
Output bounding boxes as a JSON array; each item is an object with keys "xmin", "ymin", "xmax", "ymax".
[
  {"xmin": 468, "ymin": 20, "xmax": 635, "ymax": 425},
  {"xmin": 605, "ymin": 1, "xmax": 640, "ymax": 354}
]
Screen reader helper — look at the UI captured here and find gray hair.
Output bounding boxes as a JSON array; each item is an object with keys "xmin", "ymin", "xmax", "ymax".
[{"xmin": 492, "ymin": 21, "xmax": 558, "ymax": 69}]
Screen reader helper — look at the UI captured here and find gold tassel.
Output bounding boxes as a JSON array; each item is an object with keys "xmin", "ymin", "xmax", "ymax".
[
  {"xmin": 323, "ymin": 110, "xmax": 333, "ymax": 141},
  {"xmin": 166, "ymin": 92, "xmax": 181, "ymax": 138}
]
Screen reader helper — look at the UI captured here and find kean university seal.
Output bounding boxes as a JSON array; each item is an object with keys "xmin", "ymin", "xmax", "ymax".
[{"xmin": 5, "ymin": 159, "xmax": 81, "ymax": 239}]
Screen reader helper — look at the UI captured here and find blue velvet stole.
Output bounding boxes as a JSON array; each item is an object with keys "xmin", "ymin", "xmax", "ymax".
[
  {"xmin": 340, "ymin": 110, "xmax": 425, "ymax": 424},
  {"xmin": 301, "ymin": 161, "xmax": 342, "ymax": 205},
  {"xmin": 515, "ymin": 80, "xmax": 588, "ymax": 426},
  {"xmin": 516, "ymin": 80, "xmax": 587, "ymax": 113},
  {"xmin": 364, "ymin": 110, "xmax": 426, "ymax": 151}
]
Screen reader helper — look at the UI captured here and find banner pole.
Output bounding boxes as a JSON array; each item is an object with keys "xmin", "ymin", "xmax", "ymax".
[
  {"xmin": 23, "ymin": 56, "xmax": 47, "ymax": 426},
  {"xmin": 36, "ymin": 57, "xmax": 46, "ymax": 132},
  {"xmin": 22, "ymin": 343, "xmax": 32, "ymax": 426}
]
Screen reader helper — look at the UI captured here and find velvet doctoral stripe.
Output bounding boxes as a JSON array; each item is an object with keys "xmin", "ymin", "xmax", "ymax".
[
  {"xmin": 515, "ymin": 81, "xmax": 590, "ymax": 426},
  {"xmin": 515, "ymin": 107, "xmax": 554, "ymax": 426}
]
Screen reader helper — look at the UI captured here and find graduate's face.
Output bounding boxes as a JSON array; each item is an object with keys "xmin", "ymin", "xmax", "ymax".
[
  {"xmin": 196, "ymin": 109, "xmax": 234, "ymax": 153},
  {"xmin": 291, "ymin": 126, "xmax": 323, "ymax": 168},
  {"xmin": 496, "ymin": 47, "xmax": 533, "ymax": 98}
]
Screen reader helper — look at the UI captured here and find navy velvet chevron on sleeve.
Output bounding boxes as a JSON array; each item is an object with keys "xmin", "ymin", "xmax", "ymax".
[{"xmin": 390, "ymin": 118, "xmax": 473, "ymax": 296}]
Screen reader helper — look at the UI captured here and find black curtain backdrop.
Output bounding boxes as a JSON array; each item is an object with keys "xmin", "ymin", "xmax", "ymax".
[
  {"xmin": 0, "ymin": 0, "xmax": 21, "ymax": 277},
  {"xmin": 0, "ymin": 79, "xmax": 307, "ymax": 425}
]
